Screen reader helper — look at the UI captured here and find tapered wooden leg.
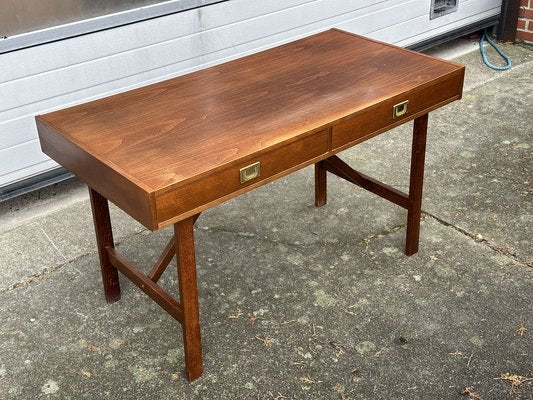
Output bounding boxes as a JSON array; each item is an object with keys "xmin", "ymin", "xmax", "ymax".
[
  {"xmin": 175, "ymin": 216, "xmax": 203, "ymax": 381},
  {"xmin": 88, "ymin": 187, "xmax": 121, "ymax": 303},
  {"xmin": 315, "ymin": 160, "xmax": 327, "ymax": 207},
  {"xmin": 405, "ymin": 114, "xmax": 428, "ymax": 256}
]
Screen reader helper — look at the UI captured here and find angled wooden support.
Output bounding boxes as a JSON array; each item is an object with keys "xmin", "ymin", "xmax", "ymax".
[
  {"xmin": 324, "ymin": 155, "xmax": 409, "ymax": 209},
  {"xmin": 148, "ymin": 237, "xmax": 176, "ymax": 283},
  {"xmin": 147, "ymin": 213, "xmax": 201, "ymax": 283},
  {"xmin": 107, "ymin": 247, "xmax": 184, "ymax": 322},
  {"xmin": 314, "ymin": 114, "xmax": 428, "ymax": 256},
  {"xmin": 90, "ymin": 195, "xmax": 203, "ymax": 381}
]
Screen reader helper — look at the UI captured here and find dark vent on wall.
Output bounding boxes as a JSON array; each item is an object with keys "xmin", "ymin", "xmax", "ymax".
[{"xmin": 430, "ymin": 0, "xmax": 458, "ymax": 20}]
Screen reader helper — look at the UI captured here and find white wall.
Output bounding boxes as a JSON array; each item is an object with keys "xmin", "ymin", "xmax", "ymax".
[{"xmin": 0, "ymin": 0, "xmax": 501, "ymax": 188}]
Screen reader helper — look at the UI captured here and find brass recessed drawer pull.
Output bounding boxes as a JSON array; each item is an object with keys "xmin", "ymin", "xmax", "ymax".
[
  {"xmin": 239, "ymin": 162, "xmax": 261, "ymax": 183},
  {"xmin": 392, "ymin": 100, "xmax": 409, "ymax": 119}
]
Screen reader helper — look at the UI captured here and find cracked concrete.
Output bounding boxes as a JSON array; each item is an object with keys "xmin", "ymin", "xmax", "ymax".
[
  {"xmin": 0, "ymin": 40, "xmax": 532, "ymax": 399},
  {"xmin": 423, "ymin": 211, "xmax": 532, "ymax": 269}
]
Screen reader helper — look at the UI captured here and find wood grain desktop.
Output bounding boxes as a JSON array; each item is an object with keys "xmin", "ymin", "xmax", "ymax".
[{"xmin": 36, "ymin": 29, "xmax": 464, "ymax": 381}]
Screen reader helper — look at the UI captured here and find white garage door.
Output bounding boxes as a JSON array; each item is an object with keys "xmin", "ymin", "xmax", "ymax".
[{"xmin": 0, "ymin": 0, "xmax": 502, "ymax": 193}]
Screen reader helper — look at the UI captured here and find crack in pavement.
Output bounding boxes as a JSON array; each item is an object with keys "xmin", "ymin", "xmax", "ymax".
[
  {"xmin": 0, "ymin": 228, "xmax": 149, "ymax": 295},
  {"xmin": 422, "ymin": 211, "xmax": 532, "ymax": 268},
  {"xmin": 196, "ymin": 220, "xmax": 408, "ymax": 249}
]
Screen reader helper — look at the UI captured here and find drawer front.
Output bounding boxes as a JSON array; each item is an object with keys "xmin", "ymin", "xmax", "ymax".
[
  {"xmin": 332, "ymin": 72, "xmax": 463, "ymax": 149},
  {"xmin": 155, "ymin": 129, "xmax": 329, "ymax": 226}
]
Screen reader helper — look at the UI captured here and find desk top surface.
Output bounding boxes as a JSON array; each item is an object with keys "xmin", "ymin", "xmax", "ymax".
[{"xmin": 38, "ymin": 29, "xmax": 461, "ymax": 193}]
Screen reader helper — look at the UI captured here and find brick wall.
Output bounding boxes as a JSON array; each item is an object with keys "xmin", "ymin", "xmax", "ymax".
[{"xmin": 518, "ymin": 0, "xmax": 533, "ymax": 42}]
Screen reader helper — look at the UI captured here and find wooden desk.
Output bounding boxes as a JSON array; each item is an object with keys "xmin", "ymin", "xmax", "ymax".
[{"xmin": 36, "ymin": 29, "xmax": 464, "ymax": 381}]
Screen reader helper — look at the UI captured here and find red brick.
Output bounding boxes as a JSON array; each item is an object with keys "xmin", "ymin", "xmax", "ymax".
[
  {"xmin": 519, "ymin": 8, "xmax": 533, "ymax": 19},
  {"xmin": 518, "ymin": 18, "xmax": 527, "ymax": 30},
  {"xmin": 520, "ymin": 0, "xmax": 529, "ymax": 7},
  {"xmin": 516, "ymin": 29, "xmax": 533, "ymax": 42},
  {"xmin": 529, "ymin": 20, "xmax": 533, "ymax": 32}
]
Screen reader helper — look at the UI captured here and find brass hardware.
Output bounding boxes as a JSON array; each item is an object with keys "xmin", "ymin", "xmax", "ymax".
[
  {"xmin": 392, "ymin": 100, "xmax": 409, "ymax": 119},
  {"xmin": 239, "ymin": 162, "xmax": 261, "ymax": 183}
]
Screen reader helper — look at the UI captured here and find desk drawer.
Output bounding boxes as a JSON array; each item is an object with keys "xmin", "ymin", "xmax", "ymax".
[
  {"xmin": 156, "ymin": 129, "xmax": 329, "ymax": 226},
  {"xmin": 331, "ymin": 72, "xmax": 463, "ymax": 149}
]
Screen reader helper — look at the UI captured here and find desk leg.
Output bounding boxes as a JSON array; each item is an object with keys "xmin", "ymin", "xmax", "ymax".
[
  {"xmin": 88, "ymin": 187, "xmax": 121, "ymax": 303},
  {"xmin": 405, "ymin": 114, "xmax": 428, "ymax": 256},
  {"xmin": 315, "ymin": 160, "xmax": 327, "ymax": 207},
  {"xmin": 175, "ymin": 216, "xmax": 203, "ymax": 381}
]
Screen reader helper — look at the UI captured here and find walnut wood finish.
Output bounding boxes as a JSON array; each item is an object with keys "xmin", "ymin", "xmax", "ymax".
[
  {"xmin": 317, "ymin": 114, "xmax": 428, "ymax": 256},
  {"xmin": 148, "ymin": 213, "xmax": 201, "ymax": 283},
  {"xmin": 174, "ymin": 216, "xmax": 203, "ymax": 381},
  {"xmin": 330, "ymin": 73, "xmax": 462, "ymax": 150},
  {"xmin": 98, "ymin": 212, "xmax": 204, "ymax": 380},
  {"xmin": 88, "ymin": 188, "xmax": 121, "ymax": 303},
  {"xmin": 36, "ymin": 28, "xmax": 464, "ymax": 230},
  {"xmin": 147, "ymin": 237, "xmax": 175, "ymax": 283},
  {"xmin": 155, "ymin": 129, "xmax": 328, "ymax": 225},
  {"xmin": 405, "ymin": 114, "xmax": 429, "ymax": 256},
  {"xmin": 314, "ymin": 160, "xmax": 327, "ymax": 207},
  {"xmin": 107, "ymin": 247, "xmax": 184, "ymax": 322},
  {"xmin": 324, "ymin": 156, "xmax": 410, "ymax": 209},
  {"xmin": 37, "ymin": 30, "xmax": 464, "ymax": 382}
]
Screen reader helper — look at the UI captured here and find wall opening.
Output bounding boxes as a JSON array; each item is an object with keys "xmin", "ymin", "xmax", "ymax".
[{"xmin": 430, "ymin": 0, "xmax": 459, "ymax": 20}]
